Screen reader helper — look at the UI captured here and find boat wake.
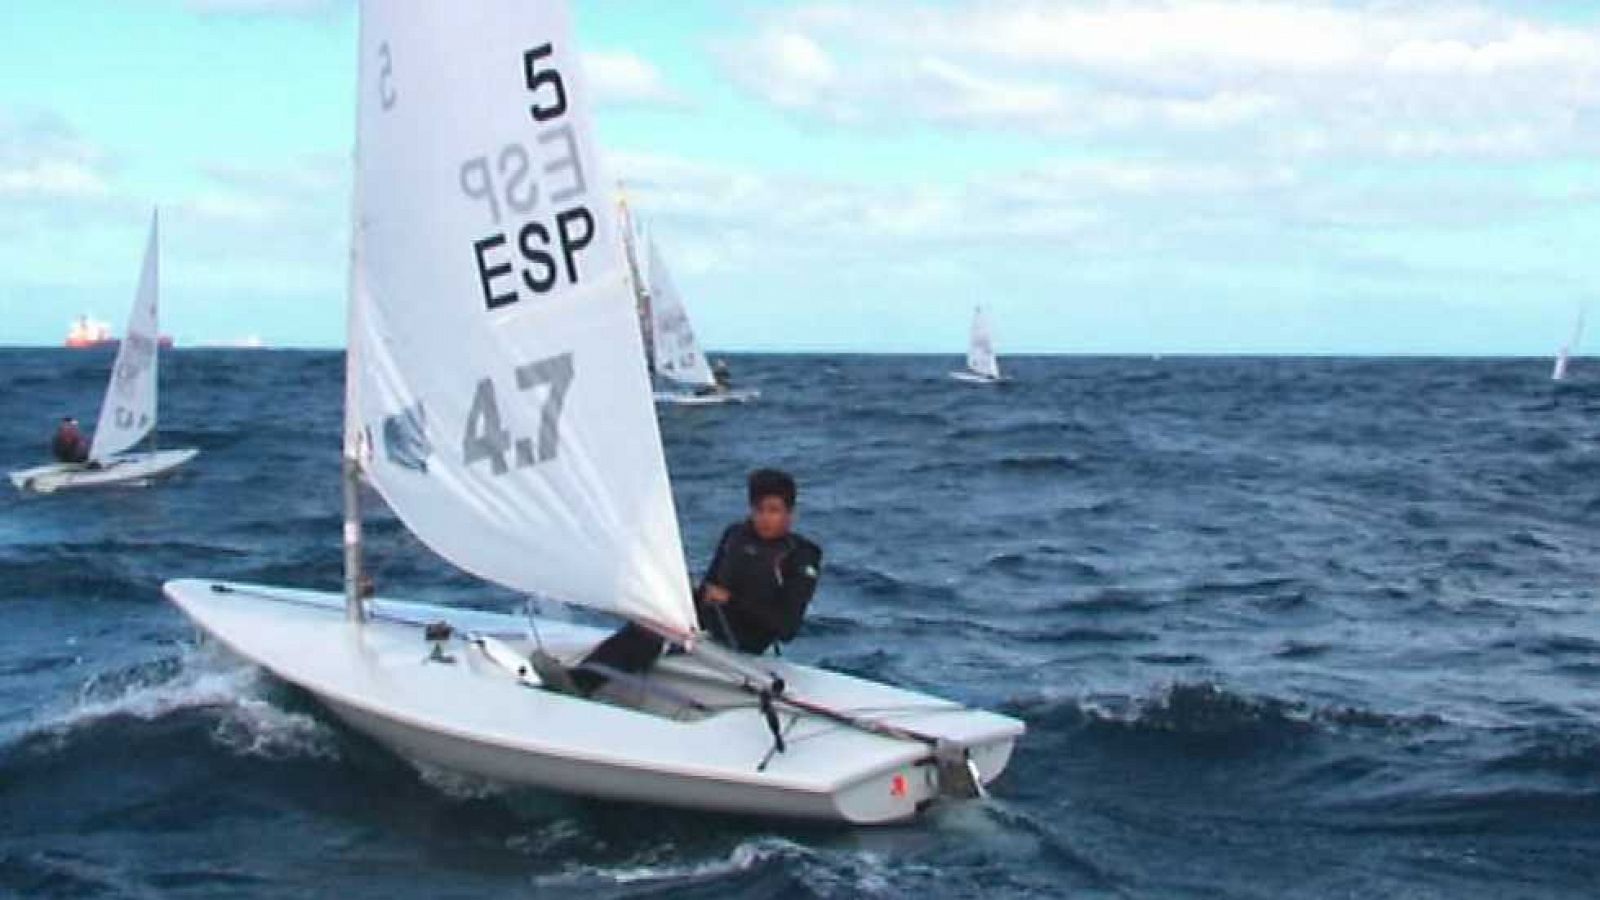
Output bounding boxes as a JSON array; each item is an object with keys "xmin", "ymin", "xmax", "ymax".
[{"xmin": 531, "ymin": 837, "xmax": 902, "ymax": 898}]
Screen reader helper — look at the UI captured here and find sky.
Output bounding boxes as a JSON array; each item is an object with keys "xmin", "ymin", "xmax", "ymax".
[{"xmin": 2, "ymin": 0, "xmax": 1600, "ymax": 354}]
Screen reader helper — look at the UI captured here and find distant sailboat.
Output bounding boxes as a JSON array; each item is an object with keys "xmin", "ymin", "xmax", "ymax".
[
  {"xmin": 163, "ymin": 0, "xmax": 1019, "ymax": 824},
  {"xmin": 1552, "ymin": 307, "xmax": 1586, "ymax": 382},
  {"xmin": 10, "ymin": 212, "xmax": 199, "ymax": 494},
  {"xmin": 619, "ymin": 196, "xmax": 757, "ymax": 405},
  {"xmin": 949, "ymin": 305, "xmax": 1005, "ymax": 383}
]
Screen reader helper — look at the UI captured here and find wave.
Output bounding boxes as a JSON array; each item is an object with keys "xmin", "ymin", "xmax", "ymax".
[
  {"xmin": 1480, "ymin": 726, "xmax": 1600, "ymax": 779},
  {"xmin": 908, "ymin": 451, "xmax": 1088, "ymax": 477},
  {"xmin": 824, "ymin": 562, "xmax": 963, "ymax": 606},
  {"xmin": 981, "ymin": 549, "xmax": 1105, "ymax": 583},
  {"xmin": 1274, "ymin": 640, "xmax": 1331, "ymax": 659},
  {"xmin": 528, "ymin": 838, "xmax": 905, "ymax": 899},
  {"xmin": 947, "ymin": 419, "xmax": 1094, "ymax": 442},
  {"xmin": 530, "ymin": 838, "xmax": 803, "ymax": 890},
  {"xmin": 1183, "ymin": 575, "xmax": 1307, "ymax": 600},
  {"xmin": 1332, "ymin": 786, "xmax": 1600, "ymax": 836},
  {"xmin": 521, "ymin": 830, "xmax": 1070, "ymax": 900},
  {"xmin": 1005, "ymin": 682, "xmax": 1445, "ymax": 745},
  {"xmin": 995, "ymin": 453, "xmax": 1084, "ymax": 473},
  {"xmin": 1018, "ymin": 626, "xmax": 1157, "ymax": 645},
  {"xmin": 0, "ymin": 557, "xmax": 142, "ymax": 602},
  {"xmin": 9, "ymin": 646, "xmax": 338, "ymax": 764},
  {"xmin": 1042, "ymin": 588, "xmax": 1165, "ymax": 614}
]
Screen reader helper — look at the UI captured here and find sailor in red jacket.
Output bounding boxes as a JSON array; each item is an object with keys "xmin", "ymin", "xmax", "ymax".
[{"xmin": 51, "ymin": 417, "xmax": 90, "ymax": 464}]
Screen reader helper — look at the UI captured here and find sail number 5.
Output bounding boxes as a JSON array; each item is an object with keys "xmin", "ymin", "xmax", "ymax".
[
  {"xmin": 463, "ymin": 353, "xmax": 575, "ymax": 475},
  {"xmin": 463, "ymin": 43, "xmax": 596, "ymax": 312}
]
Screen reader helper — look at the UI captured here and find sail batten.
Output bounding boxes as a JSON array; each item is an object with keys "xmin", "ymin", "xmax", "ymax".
[
  {"xmin": 90, "ymin": 211, "xmax": 161, "ymax": 462},
  {"xmin": 348, "ymin": 2, "xmax": 696, "ymax": 634}
]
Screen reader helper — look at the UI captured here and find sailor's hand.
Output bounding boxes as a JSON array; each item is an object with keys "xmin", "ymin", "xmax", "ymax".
[{"xmin": 703, "ymin": 583, "xmax": 731, "ymax": 604}]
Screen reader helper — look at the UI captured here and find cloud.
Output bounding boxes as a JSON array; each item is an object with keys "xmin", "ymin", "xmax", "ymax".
[
  {"xmin": 169, "ymin": 155, "xmax": 350, "ymax": 287},
  {"xmin": 582, "ymin": 50, "xmax": 684, "ymax": 108},
  {"xmin": 0, "ymin": 110, "xmax": 114, "ymax": 200},
  {"xmin": 0, "ymin": 160, "xmax": 110, "ymax": 198},
  {"xmin": 719, "ymin": 2, "xmax": 1600, "ymax": 160},
  {"xmin": 609, "ymin": 148, "xmax": 1316, "ymax": 275}
]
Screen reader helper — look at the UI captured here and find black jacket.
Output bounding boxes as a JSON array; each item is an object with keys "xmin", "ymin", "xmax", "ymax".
[{"xmin": 697, "ymin": 520, "xmax": 822, "ymax": 654}]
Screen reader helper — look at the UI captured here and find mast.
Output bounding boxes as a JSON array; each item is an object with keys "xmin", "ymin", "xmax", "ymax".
[
  {"xmin": 342, "ymin": 243, "xmax": 366, "ymax": 624},
  {"xmin": 342, "ymin": 241, "xmax": 366, "ymax": 624},
  {"xmin": 342, "ymin": 88, "xmax": 366, "ymax": 623},
  {"xmin": 343, "ymin": 451, "xmax": 364, "ymax": 623},
  {"xmin": 151, "ymin": 208, "xmax": 161, "ymax": 455}
]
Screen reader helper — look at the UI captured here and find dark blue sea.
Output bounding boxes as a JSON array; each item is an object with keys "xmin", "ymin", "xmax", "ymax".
[{"xmin": 4, "ymin": 349, "xmax": 1600, "ymax": 899}]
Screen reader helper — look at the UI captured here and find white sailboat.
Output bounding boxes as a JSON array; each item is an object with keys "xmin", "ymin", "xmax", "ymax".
[
  {"xmin": 949, "ymin": 305, "xmax": 1005, "ymax": 384},
  {"xmin": 618, "ymin": 198, "xmax": 756, "ymax": 406},
  {"xmin": 10, "ymin": 212, "xmax": 199, "ymax": 494},
  {"xmin": 1552, "ymin": 307, "xmax": 1585, "ymax": 382},
  {"xmin": 163, "ymin": 1, "xmax": 1020, "ymax": 824}
]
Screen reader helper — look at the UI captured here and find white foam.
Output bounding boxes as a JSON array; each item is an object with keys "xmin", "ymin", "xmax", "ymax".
[
  {"xmin": 533, "ymin": 838, "xmax": 895, "ymax": 896},
  {"xmin": 533, "ymin": 838, "xmax": 795, "ymax": 888},
  {"xmin": 412, "ymin": 759, "xmax": 512, "ymax": 799},
  {"xmin": 31, "ymin": 644, "xmax": 338, "ymax": 761}
]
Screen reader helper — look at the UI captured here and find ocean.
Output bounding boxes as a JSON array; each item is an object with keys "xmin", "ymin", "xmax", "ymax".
[{"xmin": 3, "ymin": 349, "xmax": 1600, "ymax": 898}]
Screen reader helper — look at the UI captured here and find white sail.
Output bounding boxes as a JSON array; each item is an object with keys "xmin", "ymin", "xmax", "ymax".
[
  {"xmin": 1554, "ymin": 307, "xmax": 1585, "ymax": 382},
  {"xmin": 967, "ymin": 306, "xmax": 1000, "ymax": 380},
  {"xmin": 90, "ymin": 211, "xmax": 161, "ymax": 461},
  {"xmin": 347, "ymin": 1, "xmax": 696, "ymax": 634},
  {"xmin": 616, "ymin": 195, "xmax": 654, "ymax": 373},
  {"xmin": 646, "ymin": 236, "xmax": 717, "ymax": 388}
]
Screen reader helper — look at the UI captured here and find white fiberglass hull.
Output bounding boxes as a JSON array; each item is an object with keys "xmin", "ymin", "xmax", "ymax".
[
  {"xmin": 653, "ymin": 388, "xmax": 761, "ymax": 406},
  {"xmin": 163, "ymin": 579, "xmax": 1022, "ymax": 824},
  {"xmin": 10, "ymin": 448, "xmax": 198, "ymax": 494},
  {"xmin": 948, "ymin": 370, "xmax": 1005, "ymax": 385}
]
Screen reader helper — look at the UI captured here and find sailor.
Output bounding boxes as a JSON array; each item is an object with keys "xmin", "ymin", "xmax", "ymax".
[
  {"xmin": 51, "ymin": 417, "xmax": 90, "ymax": 464},
  {"xmin": 569, "ymin": 468, "xmax": 823, "ymax": 695},
  {"xmin": 692, "ymin": 358, "xmax": 734, "ymax": 397}
]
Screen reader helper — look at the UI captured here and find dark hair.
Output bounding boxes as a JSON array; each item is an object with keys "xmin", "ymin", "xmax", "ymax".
[{"xmin": 748, "ymin": 468, "xmax": 797, "ymax": 509}]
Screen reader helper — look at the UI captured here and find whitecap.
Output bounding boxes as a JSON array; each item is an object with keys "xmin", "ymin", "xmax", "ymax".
[{"xmin": 26, "ymin": 643, "xmax": 339, "ymax": 762}]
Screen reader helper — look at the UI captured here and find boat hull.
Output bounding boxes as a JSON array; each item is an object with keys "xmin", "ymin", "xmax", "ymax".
[
  {"xmin": 10, "ymin": 448, "xmax": 199, "ymax": 494},
  {"xmin": 653, "ymin": 388, "xmax": 761, "ymax": 406},
  {"xmin": 163, "ymin": 578, "xmax": 1022, "ymax": 824},
  {"xmin": 948, "ymin": 370, "xmax": 1005, "ymax": 384}
]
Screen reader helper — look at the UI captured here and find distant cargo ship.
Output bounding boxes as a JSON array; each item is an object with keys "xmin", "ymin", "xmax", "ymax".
[
  {"xmin": 65, "ymin": 315, "xmax": 115, "ymax": 348},
  {"xmin": 65, "ymin": 314, "xmax": 174, "ymax": 349}
]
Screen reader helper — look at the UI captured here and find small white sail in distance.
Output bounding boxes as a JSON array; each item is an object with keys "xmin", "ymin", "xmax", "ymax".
[
  {"xmin": 645, "ymin": 235, "xmax": 717, "ymax": 389},
  {"xmin": 1553, "ymin": 306, "xmax": 1586, "ymax": 382},
  {"xmin": 967, "ymin": 305, "xmax": 1001, "ymax": 380},
  {"xmin": 346, "ymin": 2, "xmax": 695, "ymax": 634},
  {"xmin": 90, "ymin": 210, "xmax": 161, "ymax": 462}
]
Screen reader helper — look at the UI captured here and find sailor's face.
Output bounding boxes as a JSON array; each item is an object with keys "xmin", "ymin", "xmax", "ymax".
[{"xmin": 750, "ymin": 497, "xmax": 792, "ymax": 540}]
